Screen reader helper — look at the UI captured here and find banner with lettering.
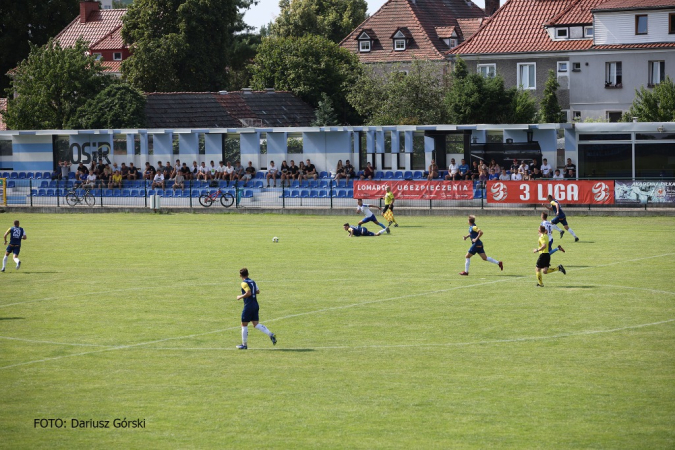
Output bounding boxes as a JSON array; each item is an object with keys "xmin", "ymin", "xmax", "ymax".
[
  {"xmin": 615, "ymin": 181, "xmax": 675, "ymax": 204},
  {"xmin": 353, "ymin": 180, "xmax": 475, "ymax": 200},
  {"xmin": 486, "ymin": 180, "xmax": 615, "ymax": 204}
]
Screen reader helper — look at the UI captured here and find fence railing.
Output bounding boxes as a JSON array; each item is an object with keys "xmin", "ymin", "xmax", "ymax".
[{"xmin": 1, "ymin": 177, "xmax": 674, "ymax": 210}]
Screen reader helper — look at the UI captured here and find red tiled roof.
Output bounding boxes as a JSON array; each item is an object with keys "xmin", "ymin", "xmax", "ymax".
[
  {"xmin": 90, "ymin": 26, "xmax": 124, "ymax": 50},
  {"xmin": 341, "ymin": 0, "xmax": 485, "ymax": 63},
  {"xmin": 593, "ymin": 0, "xmax": 675, "ymax": 11},
  {"xmin": 456, "ymin": 17, "xmax": 484, "ymax": 39},
  {"xmin": 451, "ymin": 0, "xmax": 594, "ymax": 55},
  {"xmin": 100, "ymin": 61, "xmax": 122, "ymax": 73},
  {"xmin": 434, "ymin": 26, "xmax": 457, "ymax": 38},
  {"xmin": 592, "ymin": 42, "xmax": 675, "ymax": 49},
  {"xmin": 547, "ymin": 0, "xmax": 608, "ymax": 26},
  {"xmin": 0, "ymin": 98, "xmax": 7, "ymax": 131},
  {"xmin": 54, "ymin": 9, "xmax": 126, "ymax": 49}
]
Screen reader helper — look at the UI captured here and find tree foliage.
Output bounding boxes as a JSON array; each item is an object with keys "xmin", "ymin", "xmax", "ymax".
[
  {"xmin": 347, "ymin": 59, "xmax": 448, "ymax": 125},
  {"xmin": 249, "ymin": 34, "xmax": 362, "ymax": 123},
  {"xmin": 540, "ymin": 69, "xmax": 564, "ymax": 123},
  {"xmin": 270, "ymin": 0, "xmax": 367, "ymax": 43},
  {"xmin": 312, "ymin": 92, "xmax": 339, "ymax": 126},
  {"xmin": 70, "ymin": 82, "xmax": 146, "ymax": 129},
  {"xmin": 0, "ymin": 0, "xmax": 80, "ymax": 94},
  {"xmin": 622, "ymin": 76, "xmax": 675, "ymax": 122},
  {"xmin": 2, "ymin": 39, "xmax": 112, "ymax": 130},
  {"xmin": 121, "ymin": 0, "xmax": 255, "ymax": 92}
]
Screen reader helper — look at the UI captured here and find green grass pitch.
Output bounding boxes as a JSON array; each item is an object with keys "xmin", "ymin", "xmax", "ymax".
[{"xmin": 1, "ymin": 212, "xmax": 674, "ymax": 449}]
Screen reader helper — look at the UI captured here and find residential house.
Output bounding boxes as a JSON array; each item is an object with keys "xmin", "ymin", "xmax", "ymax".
[
  {"xmin": 340, "ymin": 0, "xmax": 490, "ymax": 73},
  {"xmin": 54, "ymin": 0, "xmax": 128, "ymax": 76}
]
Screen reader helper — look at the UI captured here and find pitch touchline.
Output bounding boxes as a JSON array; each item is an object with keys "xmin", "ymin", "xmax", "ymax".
[{"xmin": 1, "ymin": 253, "xmax": 673, "ymax": 370}]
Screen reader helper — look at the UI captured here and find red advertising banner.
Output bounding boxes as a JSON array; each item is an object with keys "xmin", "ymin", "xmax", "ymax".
[
  {"xmin": 353, "ymin": 180, "xmax": 475, "ymax": 200},
  {"xmin": 486, "ymin": 180, "xmax": 615, "ymax": 204}
]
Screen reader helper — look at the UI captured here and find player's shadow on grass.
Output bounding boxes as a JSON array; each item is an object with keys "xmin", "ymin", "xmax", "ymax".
[
  {"xmin": 558, "ymin": 286, "xmax": 596, "ymax": 289},
  {"xmin": 0, "ymin": 317, "xmax": 25, "ymax": 320},
  {"xmin": 260, "ymin": 348, "xmax": 314, "ymax": 352},
  {"xmin": 564, "ymin": 265, "xmax": 591, "ymax": 268}
]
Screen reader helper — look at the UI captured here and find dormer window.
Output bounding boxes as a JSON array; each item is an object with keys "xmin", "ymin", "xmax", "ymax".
[
  {"xmin": 391, "ymin": 29, "xmax": 412, "ymax": 52},
  {"xmin": 357, "ymin": 30, "xmax": 375, "ymax": 53},
  {"xmin": 360, "ymin": 40, "xmax": 371, "ymax": 52},
  {"xmin": 443, "ymin": 38, "xmax": 458, "ymax": 48},
  {"xmin": 394, "ymin": 39, "xmax": 406, "ymax": 51},
  {"xmin": 556, "ymin": 28, "xmax": 568, "ymax": 39},
  {"xmin": 584, "ymin": 26, "xmax": 594, "ymax": 38}
]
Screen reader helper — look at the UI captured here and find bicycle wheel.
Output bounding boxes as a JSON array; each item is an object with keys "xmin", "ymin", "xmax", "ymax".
[
  {"xmin": 65, "ymin": 192, "xmax": 78, "ymax": 207},
  {"xmin": 199, "ymin": 194, "xmax": 213, "ymax": 207},
  {"xmin": 220, "ymin": 192, "xmax": 235, "ymax": 207},
  {"xmin": 84, "ymin": 193, "xmax": 95, "ymax": 207}
]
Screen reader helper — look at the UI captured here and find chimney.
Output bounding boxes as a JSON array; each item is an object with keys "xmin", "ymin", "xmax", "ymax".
[
  {"xmin": 484, "ymin": 0, "xmax": 500, "ymax": 16},
  {"xmin": 80, "ymin": 1, "xmax": 99, "ymax": 24}
]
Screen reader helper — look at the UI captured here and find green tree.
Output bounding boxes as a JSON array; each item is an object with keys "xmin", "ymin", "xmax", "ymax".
[
  {"xmin": 249, "ymin": 35, "xmax": 362, "ymax": 123},
  {"xmin": 270, "ymin": 0, "xmax": 367, "ymax": 43},
  {"xmin": 121, "ymin": 0, "xmax": 255, "ymax": 92},
  {"xmin": 540, "ymin": 69, "xmax": 564, "ymax": 123},
  {"xmin": 348, "ymin": 59, "xmax": 448, "ymax": 125},
  {"xmin": 0, "ymin": 0, "xmax": 80, "ymax": 94},
  {"xmin": 622, "ymin": 76, "xmax": 675, "ymax": 122},
  {"xmin": 70, "ymin": 82, "xmax": 146, "ymax": 129},
  {"xmin": 312, "ymin": 92, "xmax": 339, "ymax": 126},
  {"xmin": 2, "ymin": 39, "xmax": 111, "ymax": 130}
]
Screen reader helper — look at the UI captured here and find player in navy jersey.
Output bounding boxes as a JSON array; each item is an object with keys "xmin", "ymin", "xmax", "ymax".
[
  {"xmin": 235, "ymin": 268, "xmax": 276, "ymax": 350},
  {"xmin": 545, "ymin": 195, "xmax": 579, "ymax": 242},
  {"xmin": 3, "ymin": 220, "xmax": 26, "ymax": 272},
  {"xmin": 541, "ymin": 212, "xmax": 565, "ymax": 256},
  {"xmin": 344, "ymin": 223, "xmax": 387, "ymax": 237},
  {"xmin": 459, "ymin": 215, "xmax": 503, "ymax": 276}
]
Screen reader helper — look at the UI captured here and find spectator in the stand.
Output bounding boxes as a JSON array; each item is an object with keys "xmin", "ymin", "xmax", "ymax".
[
  {"xmin": 478, "ymin": 169, "xmax": 489, "ymax": 183},
  {"xmin": 171, "ymin": 159, "xmax": 181, "ymax": 179},
  {"xmin": 109, "ymin": 170, "xmax": 123, "ymax": 189},
  {"xmin": 222, "ymin": 161, "xmax": 234, "ymax": 182},
  {"xmin": 266, "ymin": 161, "xmax": 278, "ymax": 188},
  {"xmin": 458, "ymin": 159, "xmax": 470, "ymax": 180},
  {"xmin": 518, "ymin": 160, "xmax": 529, "ymax": 176},
  {"xmin": 233, "ymin": 161, "xmax": 245, "ymax": 182},
  {"xmin": 156, "ymin": 161, "xmax": 163, "ymax": 177},
  {"xmin": 243, "ymin": 161, "xmax": 256, "ymax": 186},
  {"xmin": 334, "ymin": 160, "xmax": 345, "ymax": 180},
  {"xmin": 360, "ymin": 162, "xmax": 375, "ymax": 180},
  {"xmin": 99, "ymin": 164, "xmax": 112, "ymax": 185},
  {"xmin": 540, "ymin": 158, "xmax": 552, "ymax": 178},
  {"xmin": 530, "ymin": 167, "xmax": 543, "ymax": 180},
  {"xmin": 499, "ymin": 169, "xmax": 511, "ymax": 181},
  {"xmin": 564, "ymin": 158, "xmax": 576, "ymax": 174},
  {"xmin": 83, "ymin": 171, "xmax": 97, "ymax": 188},
  {"xmin": 344, "ymin": 160, "xmax": 356, "ymax": 180},
  {"xmin": 470, "ymin": 161, "xmax": 480, "ymax": 180},
  {"xmin": 76, "ymin": 162, "xmax": 88, "ymax": 176},
  {"xmin": 128, "ymin": 163, "xmax": 139, "ymax": 180},
  {"xmin": 531, "ymin": 159, "xmax": 538, "ymax": 174},
  {"xmin": 565, "ymin": 168, "xmax": 576, "ymax": 179},
  {"xmin": 97, "ymin": 160, "xmax": 106, "ymax": 175},
  {"xmin": 180, "ymin": 162, "xmax": 192, "ymax": 181},
  {"xmin": 288, "ymin": 160, "xmax": 299, "ymax": 181},
  {"xmin": 446, "ymin": 158, "xmax": 459, "ymax": 180},
  {"xmin": 280, "ymin": 161, "xmax": 290, "ymax": 186},
  {"xmin": 75, "ymin": 171, "xmax": 87, "ymax": 187},
  {"xmin": 551, "ymin": 169, "xmax": 564, "ymax": 180},
  {"xmin": 488, "ymin": 169, "xmax": 499, "ymax": 181},
  {"xmin": 489, "ymin": 159, "xmax": 501, "ymax": 174},
  {"xmin": 296, "ymin": 161, "xmax": 306, "ymax": 182},
  {"xmin": 511, "ymin": 170, "xmax": 522, "ymax": 181},
  {"xmin": 304, "ymin": 159, "xmax": 318, "ymax": 180},
  {"xmin": 197, "ymin": 162, "xmax": 209, "ymax": 181},
  {"xmin": 479, "ymin": 160, "xmax": 488, "ymax": 173},
  {"xmin": 144, "ymin": 162, "xmax": 155, "ymax": 180},
  {"xmin": 191, "ymin": 161, "xmax": 199, "ymax": 179},
  {"xmin": 59, "ymin": 161, "xmax": 70, "ymax": 180},
  {"xmin": 427, "ymin": 160, "xmax": 439, "ymax": 180},
  {"xmin": 50, "ymin": 166, "xmax": 60, "ymax": 180},
  {"xmin": 173, "ymin": 170, "xmax": 185, "ymax": 191},
  {"xmin": 216, "ymin": 161, "xmax": 226, "ymax": 180},
  {"xmin": 208, "ymin": 161, "xmax": 218, "ymax": 180},
  {"xmin": 120, "ymin": 163, "xmax": 129, "ymax": 180},
  {"xmin": 152, "ymin": 171, "xmax": 165, "ymax": 189},
  {"xmin": 162, "ymin": 162, "xmax": 172, "ymax": 178},
  {"xmin": 111, "ymin": 162, "xmax": 119, "ymax": 173},
  {"xmin": 510, "ymin": 158, "xmax": 519, "ymax": 174}
]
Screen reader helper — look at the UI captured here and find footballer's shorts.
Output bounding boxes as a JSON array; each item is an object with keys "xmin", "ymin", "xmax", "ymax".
[
  {"xmin": 551, "ymin": 215, "xmax": 568, "ymax": 227},
  {"xmin": 383, "ymin": 204, "xmax": 394, "ymax": 213},
  {"xmin": 361, "ymin": 214, "xmax": 378, "ymax": 224},
  {"xmin": 5, "ymin": 244, "xmax": 20, "ymax": 256},
  {"xmin": 536, "ymin": 253, "xmax": 551, "ymax": 269},
  {"xmin": 241, "ymin": 303, "xmax": 260, "ymax": 323},
  {"xmin": 468, "ymin": 241, "xmax": 485, "ymax": 255}
]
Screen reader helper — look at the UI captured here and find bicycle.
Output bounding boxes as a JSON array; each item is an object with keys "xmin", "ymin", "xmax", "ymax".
[
  {"xmin": 199, "ymin": 187, "xmax": 235, "ymax": 207},
  {"xmin": 65, "ymin": 186, "xmax": 95, "ymax": 207}
]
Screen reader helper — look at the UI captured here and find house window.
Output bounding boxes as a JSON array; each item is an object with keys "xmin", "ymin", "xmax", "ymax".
[
  {"xmin": 394, "ymin": 39, "xmax": 406, "ymax": 51},
  {"xmin": 670, "ymin": 13, "xmax": 675, "ymax": 34},
  {"xmin": 477, "ymin": 64, "xmax": 496, "ymax": 78},
  {"xmin": 648, "ymin": 60, "xmax": 665, "ymax": 86},
  {"xmin": 443, "ymin": 38, "xmax": 458, "ymax": 48},
  {"xmin": 93, "ymin": 53, "xmax": 103, "ymax": 61},
  {"xmin": 572, "ymin": 62, "xmax": 581, "ymax": 72},
  {"xmin": 557, "ymin": 62, "xmax": 568, "ymax": 73},
  {"xmin": 573, "ymin": 111, "xmax": 581, "ymax": 120},
  {"xmin": 636, "ymin": 15, "xmax": 648, "ymax": 35},
  {"xmin": 359, "ymin": 40, "xmax": 371, "ymax": 52},
  {"xmin": 584, "ymin": 26, "xmax": 594, "ymax": 38},
  {"xmin": 517, "ymin": 63, "xmax": 536, "ymax": 90},
  {"xmin": 607, "ymin": 111, "xmax": 623, "ymax": 122},
  {"xmin": 605, "ymin": 62, "xmax": 622, "ymax": 87},
  {"xmin": 556, "ymin": 28, "xmax": 568, "ymax": 39},
  {"xmin": 113, "ymin": 52, "xmax": 122, "ymax": 60}
]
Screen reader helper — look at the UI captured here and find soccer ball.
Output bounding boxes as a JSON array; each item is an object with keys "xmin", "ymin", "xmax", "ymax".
[{"xmin": 272, "ymin": 237, "xmax": 279, "ymax": 243}]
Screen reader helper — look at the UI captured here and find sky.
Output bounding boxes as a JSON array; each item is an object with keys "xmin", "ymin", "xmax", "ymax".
[{"xmin": 243, "ymin": 0, "xmax": 488, "ymax": 31}]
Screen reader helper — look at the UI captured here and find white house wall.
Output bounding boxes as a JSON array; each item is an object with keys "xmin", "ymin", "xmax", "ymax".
[{"xmin": 595, "ymin": 10, "xmax": 675, "ymax": 45}]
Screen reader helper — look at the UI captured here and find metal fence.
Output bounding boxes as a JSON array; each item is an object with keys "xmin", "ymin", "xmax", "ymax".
[{"xmin": 1, "ymin": 177, "xmax": 673, "ymax": 210}]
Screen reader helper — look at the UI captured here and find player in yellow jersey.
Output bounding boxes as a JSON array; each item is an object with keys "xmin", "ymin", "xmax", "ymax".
[
  {"xmin": 533, "ymin": 225, "xmax": 566, "ymax": 287},
  {"xmin": 382, "ymin": 185, "xmax": 398, "ymax": 227}
]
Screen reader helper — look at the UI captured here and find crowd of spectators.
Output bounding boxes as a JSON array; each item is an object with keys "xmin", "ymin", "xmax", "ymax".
[{"xmin": 435, "ymin": 157, "xmax": 577, "ymax": 182}]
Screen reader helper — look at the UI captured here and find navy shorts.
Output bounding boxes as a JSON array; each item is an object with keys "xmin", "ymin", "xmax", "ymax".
[
  {"xmin": 241, "ymin": 303, "xmax": 260, "ymax": 322},
  {"xmin": 468, "ymin": 241, "xmax": 485, "ymax": 255},
  {"xmin": 551, "ymin": 215, "xmax": 568, "ymax": 227},
  {"xmin": 6, "ymin": 244, "xmax": 20, "ymax": 256}
]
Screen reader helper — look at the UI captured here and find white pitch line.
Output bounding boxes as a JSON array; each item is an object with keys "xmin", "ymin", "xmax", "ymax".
[
  {"xmin": 1, "ymin": 253, "xmax": 674, "ymax": 370},
  {"xmin": 0, "ymin": 336, "xmax": 115, "ymax": 347}
]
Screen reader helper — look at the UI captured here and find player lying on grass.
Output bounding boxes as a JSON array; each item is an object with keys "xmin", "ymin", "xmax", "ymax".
[{"xmin": 344, "ymin": 223, "xmax": 388, "ymax": 237}]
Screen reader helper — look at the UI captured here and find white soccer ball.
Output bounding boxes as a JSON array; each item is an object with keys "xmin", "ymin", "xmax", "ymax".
[{"xmin": 272, "ymin": 237, "xmax": 279, "ymax": 243}]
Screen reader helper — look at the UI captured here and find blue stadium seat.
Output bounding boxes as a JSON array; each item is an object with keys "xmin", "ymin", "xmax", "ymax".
[
  {"xmin": 43, "ymin": 172, "xmax": 51, "ymax": 179},
  {"xmin": 347, "ymin": 189, "xmax": 353, "ymax": 198},
  {"xmin": 122, "ymin": 189, "xmax": 131, "ymax": 197},
  {"xmin": 337, "ymin": 180, "xmax": 347, "ymax": 188},
  {"xmin": 103, "ymin": 189, "xmax": 113, "ymax": 197},
  {"xmin": 163, "ymin": 190, "xmax": 173, "ymax": 198},
  {"xmin": 319, "ymin": 171, "xmax": 329, "ymax": 179},
  {"xmin": 1, "ymin": 172, "xmax": 9, "ymax": 178},
  {"xmin": 375, "ymin": 171, "xmax": 384, "ymax": 179},
  {"xmin": 413, "ymin": 171, "xmax": 424, "ymax": 179},
  {"xmin": 403, "ymin": 171, "xmax": 413, "ymax": 180},
  {"xmin": 69, "ymin": 172, "xmax": 76, "ymax": 179},
  {"xmin": 253, "ymin": 180, "xmax": 264, "ymax": 188},
  {"xmin": 34, "ymin": 172, "xmax": 43, "ymax": 179},
  {"xmin": 290, "ymin": 190, "xmax": 300, "ymax": 198},
  {"xmin": 190, "ymin": 190, "xmax": 200, "ymax": 197},
  {"xmin": 49, "ymin": 180, "xmax": 58, "ymax": 188},
  {"xmin": 147, "ymin": 189, "xmax": 156, "ymax": 196},
  {"xmin": 319, "ymin": 180, "xmax": 329, "ymax": 188},
  {"xmin": 10, "ymin": 172, "xmax": 18, "ymax": 179},
  {"xmin": 130, "ymin": 189, "xmax": 139, "ymax": 197},
  {"xmin": 26, "ymin": 172, "xmax": 35, "ymax": 179},
  {"xmin": 255, "ymin": 172, "xmax": 265, "ymax": 179},
  {"xmin": 318, "ymin": 189, "xmax": 328, "ymax": 198},
  {"xmin": 309, "ymin": 180, "xmax": 318, "ymax": 188},
  {"xmin": 395, "ymin": 171, "xmax": 404, "ymax": 179},
  {"xmin": 439, "ymin": 170, "xmax": 448, "ymax": 179},
  {"xmin": 46, "ymin": 189, "xmax": 55, "ymax": 196},
  {"xmin": 336, "ymin": 189, "xmax": 347, "ymax": 198},
  {"xmin": 347, "ymin": 180, "xmax": 354, "ymax": 188},
  {"xmin": 298, "ymin": 189, "xmax": 308, "ymax": 198},
  {"xmin": 290, "ymin": 180, "xmax": 300, "ymax": 188},
  {"xmin": 18, "ymin": 172, "xmax": 27, "ymax": 179},
  {"xmin": 309, "ymin": 190, "xmax": 318, "ymax": 198},
  {"xmin": 384, "ymin": 171, "xmax": 394, "ymax": 179},
  {"xmin": 243, "ymin": 189, "xmax": 253, "ymax": 198},
  {"xmin": 282, "ymin": 190, "xmax": 292, "ymax": 198},
  {"xmin": 39, "ymin": 181, "xmax": 49, "ymax": 188},
  {"xmin": 114, "ymin": 190, "xmax": 123, "ymax": 197},
  {"xmin": 299, "ymin": 180, "xmax": 309, "ymax": 188},
  {"xmin": 37, "ymin": 189, "xmax": 46, "ymax": 196}
]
